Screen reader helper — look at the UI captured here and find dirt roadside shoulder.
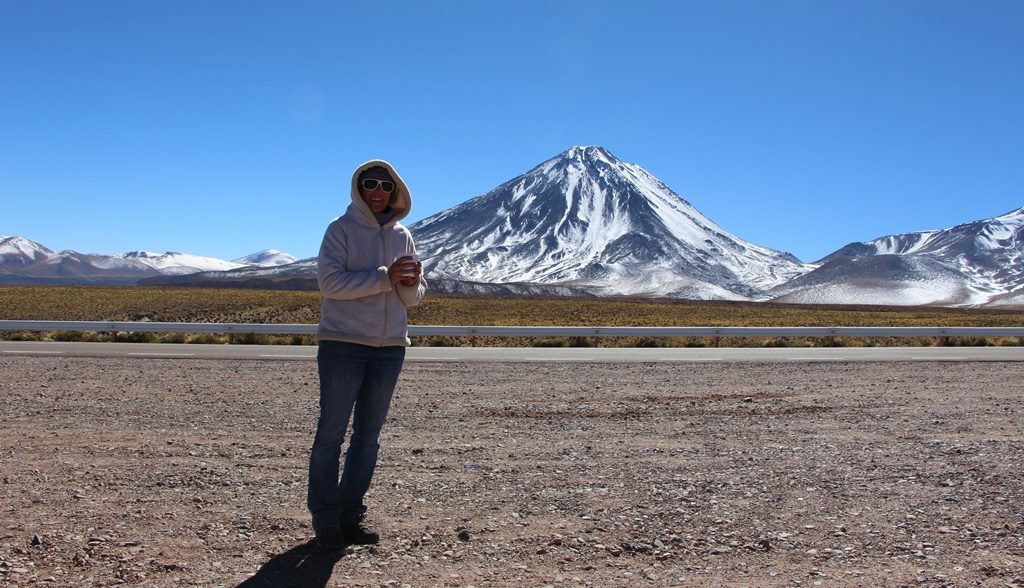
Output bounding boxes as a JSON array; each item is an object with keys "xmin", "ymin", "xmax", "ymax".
[{"xmin": 1, "ymin": 358, "xmax": 1022, "ymax": 587}]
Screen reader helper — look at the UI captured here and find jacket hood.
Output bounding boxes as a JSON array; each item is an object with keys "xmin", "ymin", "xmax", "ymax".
[{"xmin": 349, "ymin": 159, "xmax": 412, "ymax": 226}]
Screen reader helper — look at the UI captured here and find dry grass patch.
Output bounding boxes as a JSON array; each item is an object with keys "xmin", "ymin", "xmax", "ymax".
[{"xmin": 1, "ymin": 285, "xmax": 1020, "ymax": 347}]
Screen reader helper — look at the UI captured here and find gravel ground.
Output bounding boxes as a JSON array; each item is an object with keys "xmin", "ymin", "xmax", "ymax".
[{"xmin": 1, "ymin": 356, "xmax": 1022, "ymax": 587}]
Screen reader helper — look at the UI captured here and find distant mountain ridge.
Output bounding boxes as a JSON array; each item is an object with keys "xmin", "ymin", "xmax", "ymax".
[
  {"xmin": 770, "ymin": 206, "xmax": 1024, "ymax": 306},
  {"xmin": 0, "ymin": 236, "xmax": 299, "ymax": 285},
  {"xmin": 136, "ymin": 258, "xmax": 318, "ymax": 290},
  {"xmin": 3, "ymin": 146, "xmax": 1022, "ymax": 308}
]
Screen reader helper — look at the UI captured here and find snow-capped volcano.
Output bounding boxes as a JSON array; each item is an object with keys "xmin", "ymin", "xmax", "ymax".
[
  {"xmin": 410, "ymin": 146, "xmax": 810, "ymax": 299},
  {"xmin": 771, "ymin": 206, "xmax": 1024, "ymax": 306}
]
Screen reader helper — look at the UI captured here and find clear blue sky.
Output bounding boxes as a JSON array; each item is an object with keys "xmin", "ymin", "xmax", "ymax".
[{"xmin": 3, "ymin": 0, "xmax": 1023, "ymax": 263}]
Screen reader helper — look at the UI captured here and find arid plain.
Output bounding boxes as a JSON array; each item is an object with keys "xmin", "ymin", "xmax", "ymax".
[{"xmin": 1, "ymin": 354, "xmax": 1022, "ymax": 587}]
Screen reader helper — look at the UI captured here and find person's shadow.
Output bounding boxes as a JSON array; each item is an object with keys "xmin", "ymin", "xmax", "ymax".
[{"xmin": 236, "ymin": 540, "xmax": 344, "ymax": 588}]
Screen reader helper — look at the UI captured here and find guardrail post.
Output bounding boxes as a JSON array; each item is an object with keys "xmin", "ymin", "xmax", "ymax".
[{"xmin": 937, "ymin": 335, "xmax": 947, "ymax": 347}]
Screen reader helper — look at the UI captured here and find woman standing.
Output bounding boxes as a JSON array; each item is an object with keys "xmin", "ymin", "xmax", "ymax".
[{"xmin": 307, "ymin": 160, "xmax": 425, "ymax": 550}]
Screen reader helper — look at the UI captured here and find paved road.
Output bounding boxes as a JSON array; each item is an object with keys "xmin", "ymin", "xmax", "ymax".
[{"xmin": 1, "ymin": 340, "xmax": 1023, "ymax": 362}]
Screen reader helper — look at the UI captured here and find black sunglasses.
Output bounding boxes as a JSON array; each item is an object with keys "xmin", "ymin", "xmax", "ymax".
[{"xmin": 361, "ymin": 179, "xmax": 395, "ymax": 193}]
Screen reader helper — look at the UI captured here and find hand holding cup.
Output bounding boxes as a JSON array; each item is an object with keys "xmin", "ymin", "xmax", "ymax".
[{"xmin": 389, "ymin": 253, "xmax": 421, "ymax": 287}]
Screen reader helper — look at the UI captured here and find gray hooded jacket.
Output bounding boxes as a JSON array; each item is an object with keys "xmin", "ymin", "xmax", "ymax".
[{"xmin": 316, "ymin": 159, "xmax": 426, "ymax": 346}]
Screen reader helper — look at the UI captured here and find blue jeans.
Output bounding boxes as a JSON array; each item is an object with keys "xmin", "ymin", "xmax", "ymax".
[{"xmin": 307, "ymin": 341, "xmax": 405, "ymax": 530}]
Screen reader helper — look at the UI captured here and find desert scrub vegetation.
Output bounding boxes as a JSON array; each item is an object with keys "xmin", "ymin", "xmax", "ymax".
[
  {"xmin": 408, "ymin": 295, "xmax": 1023, "ymax": 328},
  {"xmin": 0, "ymin": 285, "xmax": 321, "ymax": 323},
  {"xmin": 0, "ymin": 285, "xmax": 1020, "ymax": 346}
]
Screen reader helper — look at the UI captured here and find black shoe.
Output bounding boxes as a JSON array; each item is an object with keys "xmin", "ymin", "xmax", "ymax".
[
  {"xmin": 315, "ymin": 526, "xmax": 345, "ymax": 550},
  {"xmin": 340, "ymin": 520, "xmax": 379, "ymax": 545}
]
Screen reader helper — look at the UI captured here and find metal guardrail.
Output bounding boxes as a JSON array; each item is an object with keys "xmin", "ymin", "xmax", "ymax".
[
  {"xmin": 0, "ymin": 320, "xmax": 317, "ymax": 335},
  {"xmin": 1, "ymin": 320, "xmax": 1023, "ymax": 338}
]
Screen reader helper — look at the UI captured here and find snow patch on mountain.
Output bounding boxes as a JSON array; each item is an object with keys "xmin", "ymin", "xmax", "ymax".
[
  {"xmin": 137, "ymin": 257, "xmax": 319, "ymax": 288},
  {"xmin": 120, "ymin": 251, "xmax": 247, "ymax": 274},
  {"xmin": 233, "ymin": 249, "xmax": 299, "ymax": 267}
]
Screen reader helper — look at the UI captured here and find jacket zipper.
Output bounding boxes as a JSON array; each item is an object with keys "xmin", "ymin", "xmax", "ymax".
[{"xmin": 380, "ymin": 227, "xmax": 388, "ymax": 347}]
